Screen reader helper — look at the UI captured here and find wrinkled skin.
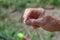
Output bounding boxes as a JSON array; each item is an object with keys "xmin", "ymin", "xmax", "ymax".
[{"xmin": 23, "ymin": 8, "xmax": 60, "ymax": 32}]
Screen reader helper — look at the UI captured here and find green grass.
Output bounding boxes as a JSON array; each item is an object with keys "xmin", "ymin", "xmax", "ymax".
[
  {"xmin": 0, "ymin": 0, "xmax": 59, "ymax": 40},
  {"xmin": 0, "ymin": 0, "xmax": 60, "ymax": 8}
]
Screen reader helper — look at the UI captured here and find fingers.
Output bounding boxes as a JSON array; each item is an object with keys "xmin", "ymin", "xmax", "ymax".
[
  {"xmin": 23, "ymin": 8, "xmax": 46, "ymax": 29},
  {"xmin": 23, "ymin": 8, "xmax": 45, "ymax": 24},
  {"xmin": 25, "ymin": 19, "xmax": 40, "ymax": 28},
  {"xmin": 25, "ymin": 17, "xmax": 47, "ymax": 28},
  {"xmin": 25, "ymin": 16, "xmax": 47, "ymax": 27},
  {"xmin": 25, "ymin": 19, "xmax": 37, "ymax": 25}
]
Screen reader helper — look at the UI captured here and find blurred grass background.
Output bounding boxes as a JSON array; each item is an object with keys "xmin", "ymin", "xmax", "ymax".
[{"xmin": 0, "ymin": 0, "xmax": 60, "ymax": 40}]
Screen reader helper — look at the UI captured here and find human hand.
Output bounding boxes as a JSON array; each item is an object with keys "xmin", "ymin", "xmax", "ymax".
[{"xmin": 23, "ymin": 8, "xmax": 60, "ymax": 32}]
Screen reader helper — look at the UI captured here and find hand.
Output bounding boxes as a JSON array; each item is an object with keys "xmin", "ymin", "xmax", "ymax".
[
  {"xmin": 23, "ymin": 8, "xmax": 60, "ymax": 32},
  {"xmin": 23, "ymin": 8, "xmax": 45, "ymax": 28}
]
